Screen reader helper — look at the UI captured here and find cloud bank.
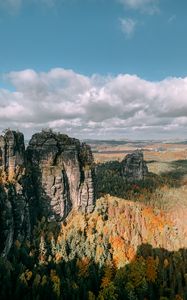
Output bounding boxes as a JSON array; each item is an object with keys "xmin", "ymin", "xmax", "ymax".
[{"xmin": 1, "ymin": 68, "xmax": 187, "ymax": 139}]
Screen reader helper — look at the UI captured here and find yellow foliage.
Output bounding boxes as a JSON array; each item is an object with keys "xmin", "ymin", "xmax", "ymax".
[
  {"xmin": 96, "ymin": 245, "xmax": 104, "ymax": 262},
  {"xmin": 19, "ymin": 269, "xmax": 32, "ymax": 284},
  {"xmin": 14, "ymin": 240, "xmax": 21, "ymax": 249},
  {"xmin": 25, "ymin": 270, "xmax": 32, "ymax": 281},
  {"xmin": 41, "ymin": 275, "xmax": 47, "ymax": 286},
  {"xmin": 88, "ymin": 291, "xmax": 96, "ymax": 300},
  {"xmin": 50, "ymin": 269, "xmax": 61, "ymax": 298},
  {"xmin": 19, "ymin": 273, "xmax": 28, "ymax": 286},
  {"xmin": 101, "ymin": 264, "xmax": 114, "ymax": 288},
  {"xmin": 72, "ymin": 281, "xmax": 79, "ymax": 290},
  {"xmin": 55, "ymin": 252, "xmax": 63, "ymax": 262},
  {"xmin": 164, "ymin": 258, "xmax": 169, "ymax": 268},
  {"xmin": 146, "ymin": 257, "xmax": 157, "ymax": 283}
]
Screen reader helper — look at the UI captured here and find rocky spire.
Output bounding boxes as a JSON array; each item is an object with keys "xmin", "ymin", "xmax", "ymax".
[
  {"xmin": 26, "ymin": 130, "xmax": 95, "ymax": 221},
  {"xmin": 121, "ymin": 150, "xmax": 148, "ymax": 182}
]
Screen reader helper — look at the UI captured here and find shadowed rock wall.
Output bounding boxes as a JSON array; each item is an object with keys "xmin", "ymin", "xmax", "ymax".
[
  {"xmin": 0, "ymin": 129, "xmax": 96, "ymax": 256},
  {"xmin": 26, "ymin": 130, "xmax": 95, "ymax": 221},
  {"xmin": 0, "ymin": 130, "xmax": 30, "ymax": 257}
]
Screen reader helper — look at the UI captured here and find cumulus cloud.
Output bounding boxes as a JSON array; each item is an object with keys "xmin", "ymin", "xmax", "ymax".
[
  {"xmin": 1, "ymin": 68, "xmax": 187, "ymax": 139},
  {"xmin": 118, "ymin": 0, "xmax": 160, "ymax": 14},
  {"xmin": 119, "ymin": 17, "xmax": 137, "ymax": 38}
]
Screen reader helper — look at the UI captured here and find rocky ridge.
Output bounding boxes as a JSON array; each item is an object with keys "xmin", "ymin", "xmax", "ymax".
[
  {"xmin": 0, "ymin": 129, "xmax": 149, "ymax": 257},
  {"xmin": 0, "ymin": 130, "xmax": 30, "ymax": 256},
  {"xmin": 0, "ymin": 129, "xmax": 95, "ymax": 256}
]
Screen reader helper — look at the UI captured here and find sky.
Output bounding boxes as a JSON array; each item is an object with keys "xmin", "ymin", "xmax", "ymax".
[{"xmin": 0, "ymin": 0, "xmax": 187, "ymax": 140}]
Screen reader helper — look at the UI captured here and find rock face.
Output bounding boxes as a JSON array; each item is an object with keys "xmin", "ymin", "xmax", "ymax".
[
  {"xmin": 0, "ymin": 130, "xmax": 30, "ymax": 257},
  {"xmin": 26, "ymin": 130, "xmax": 95, "ymax": 221},
  {"xmin": 0, "ymin": 130, "xmax": 25, "ymax": 181},
  {"xmin": 0, "ymin": 130, "xmax": 148, "ymax": 257},
  {"xmin": 0, "ymin": 129, "xmax": 96, "ymax": 256},
  {"xmin": 121, "ymin": 150, "xmax": 148, "ymax": 182}
]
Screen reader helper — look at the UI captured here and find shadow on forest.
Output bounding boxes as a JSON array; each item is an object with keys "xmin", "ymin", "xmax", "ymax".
[{"xmin": 1, "ymin": 243, "xmax": 187, "ymax": 300}]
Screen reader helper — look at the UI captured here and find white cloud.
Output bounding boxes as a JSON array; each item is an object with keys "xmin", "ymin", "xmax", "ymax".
[
  {"xmin": 118, "ymin": 0, "xmax": 160, "ymax": 14},
  {"xmin": 119, "ymin": 17, "xmax": 137, "ymax": 38},
  {"xmin": 1, "ymin": 68, "xmax": 187, "ymax": 140}
]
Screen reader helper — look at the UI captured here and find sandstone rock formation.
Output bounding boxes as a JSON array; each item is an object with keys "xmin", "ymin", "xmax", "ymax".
[
  {"xmin": 0, "ymin": 129, "xmax": 96, "ymax": 256},
  {"xmin": 0, "ymin": 130, "xmax": 25, "ymax": 181},
  {"xmin": 0, "ymin": 130, "xmax": 149, "ymax": 258},
  {"xmin": 121, "ymin": 150, "xmax": 148, "ymax": 182},
  {"xmin": 95, "ymin": 150, "xmax": 149, "ymax": 199},
  {"xmin": 26, "ymin": 130, "xmax": 95, "ymax": 221},
  {"xmin": 0, "ymin": 130, "xmax": 30, "ymax": 257}
]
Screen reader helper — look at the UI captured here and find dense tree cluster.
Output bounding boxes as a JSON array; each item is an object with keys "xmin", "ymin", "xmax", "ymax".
[
  {"xmin": 95, "ymin": 160, "xmax": 180, "ymax": 209},
  {"xmin": 0, "ymin": 195, "xmax": 187, "ymax": 300},
  {"xmin": 1, "ymin": 155, "xmax": 187, "ymax": 299}
]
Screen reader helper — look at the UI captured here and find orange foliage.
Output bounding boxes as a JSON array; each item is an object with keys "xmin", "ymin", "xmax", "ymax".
[
  {"xmin": 109, "ymin": 236, "xmax": 124, "ymax": 250},
  {"xmin": 55, "ymin": 252, "xmax": 63, "ymax": 262},
  {"xmin": 76, "ymin": 257, "xmax": 90, "ymax": 278},
  {"xmin": 127, "ymin": 246, "xmax": 136, "ymax": 261},
  {"xmin": 146, "ymin": 257, "xmax": 157, "ymax": 283}
]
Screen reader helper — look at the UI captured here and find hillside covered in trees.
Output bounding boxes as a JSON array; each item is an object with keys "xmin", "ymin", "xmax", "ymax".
[
  {"xmin": 0, "ymin": 130, "xmax": 187, "ymax": 300},
  {"xmin": 0, "ymin": 194, "xmax": 187, "ymax": 300}
]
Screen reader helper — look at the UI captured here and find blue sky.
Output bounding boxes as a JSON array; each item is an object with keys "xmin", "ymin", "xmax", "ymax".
[
  {"xmin": 0, "ymin": 0, "xmax": 187, "ymax": 139},
  {"xmin": 1, "ymin": 0, "xmax": 187, "ymax": 79}
]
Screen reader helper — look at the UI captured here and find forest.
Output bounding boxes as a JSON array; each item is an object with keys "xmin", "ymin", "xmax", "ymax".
[
  {"xmin": 0, "ymin": 192, "xmax": 187, "ymax": 300},
  {"xmin": 1, "ymin": 134, "xmax": 187, "ymax": 300}
]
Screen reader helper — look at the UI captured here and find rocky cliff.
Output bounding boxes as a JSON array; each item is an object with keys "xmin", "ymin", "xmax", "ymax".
[
  {"xmin": 0, "ymin": 129, "xmax": 96, "ymax": 256},
  {"xmin": 0, "ymin": 130, "xmax": 30, "ymax": 257},
  {"xmin": 0, "ymin": 130, "xmax": 150, "ymax": 257},
  {"xmin": 121, "ymin": 150, "xmax": 148, "ymax": 182},
  {"xmin": 0, "ymin": 130, "xmax": 25, "ymax": 181},
  {"xmin": 26, "ymin": 130, "xmax": 95, "ymax": 222}
]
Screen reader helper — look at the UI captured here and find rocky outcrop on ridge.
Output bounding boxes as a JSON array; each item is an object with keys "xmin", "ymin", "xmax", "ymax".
[
  {"xmin": 121, "ymin": 150, "xmax": 148, "ymax": 182},
  {"xmin": 0, "ymin": 130, "xmax": 30, "ymax": 257},
  {"xmin": 26, "ymin": 130, "xmax": 95, "ymax": 222},
  {"xmin": 0, "ymin": 129, "xmax": 96, "ymax": 256},
  {"xmin": 0, "ymin": 130, "xmax": 149, "ymax": 258},
  {"xmin": 0, "ymin": 130, "xmax": 25, "ymax": 181},
  {"xmin": 95, "ymin": 150, "xmax": 149, "ymax": 199}
]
